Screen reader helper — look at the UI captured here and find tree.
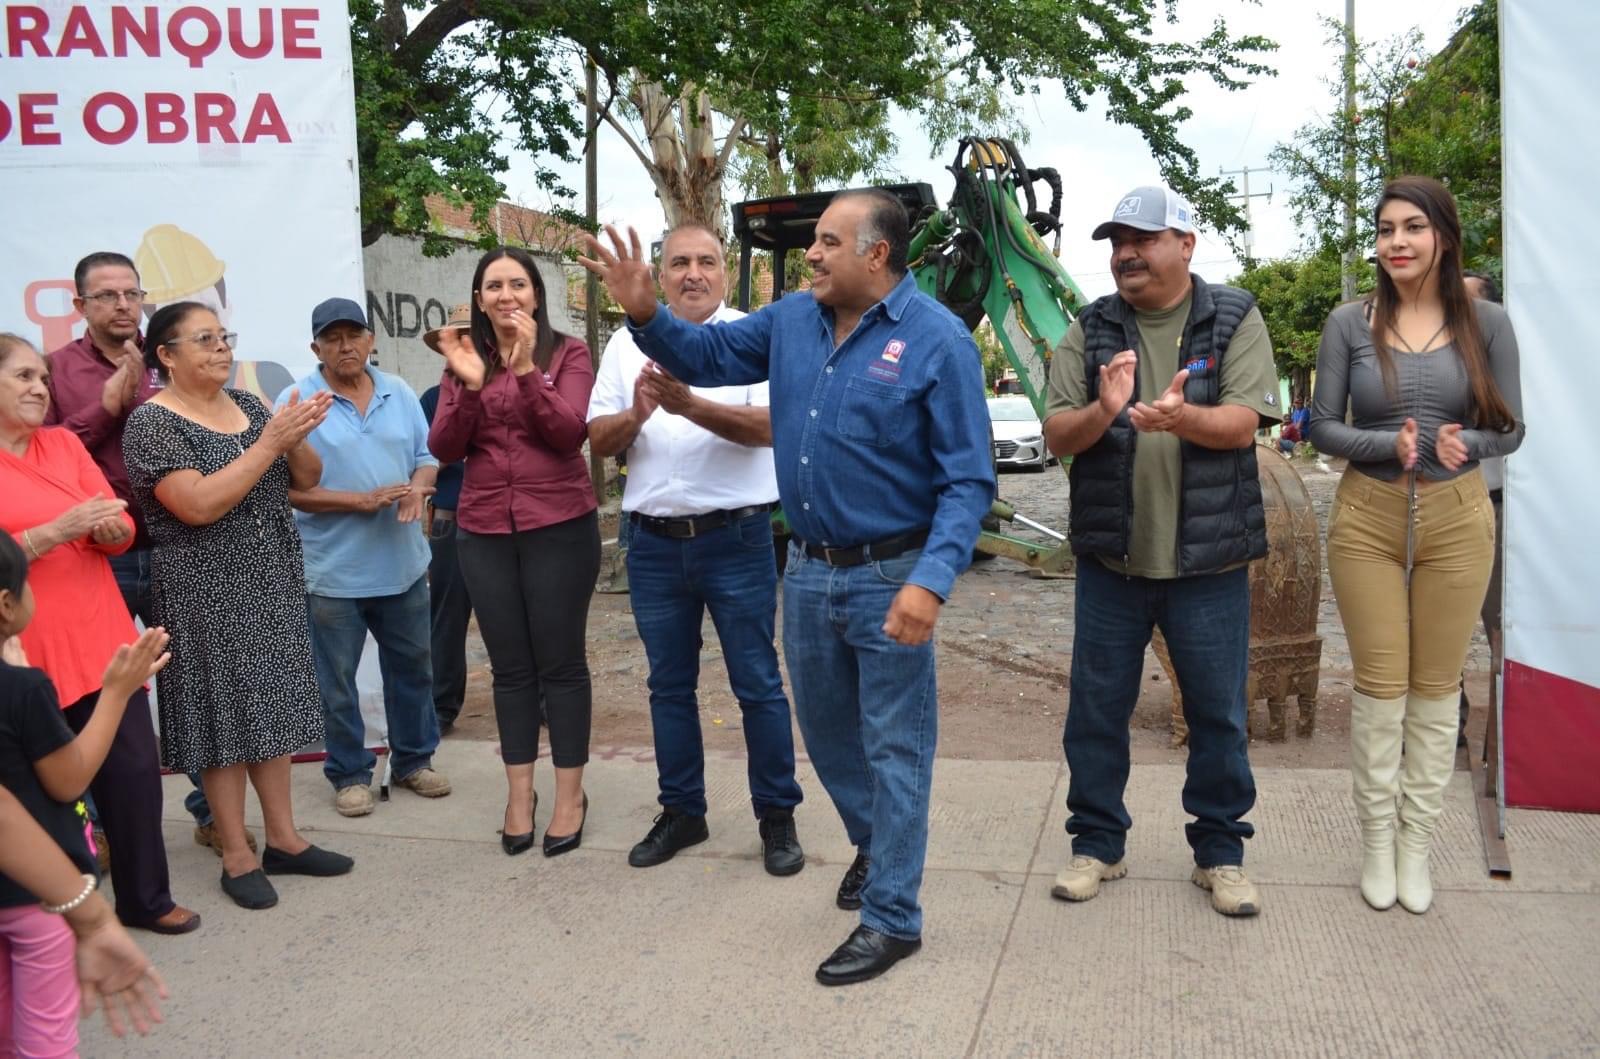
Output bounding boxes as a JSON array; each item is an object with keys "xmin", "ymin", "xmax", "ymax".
[
  {"xmin": 1233, "ymin": 249, "xmax": 1373, "ymax": 397},
  {"xmin": 1270, "ymin": 1, "xmax": 1500, "ymax": 274},
  {"xmin": 352, "ymin": 1, "xmax": 1276, "ymax": 250}
]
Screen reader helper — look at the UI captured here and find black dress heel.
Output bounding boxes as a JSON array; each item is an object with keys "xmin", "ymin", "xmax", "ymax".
[
  {"xmin": 543, "ymin": 792, "xmax": 588, "ymax": 857},
  {"xmin": 501, "ymin": 792, "xmax": 537, "ymax": 856}
]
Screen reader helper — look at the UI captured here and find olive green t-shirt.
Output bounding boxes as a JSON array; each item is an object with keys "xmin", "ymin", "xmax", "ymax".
[{"xmin": 1044, "ymin": 291, "xmax": 1280, "ymax": 579}]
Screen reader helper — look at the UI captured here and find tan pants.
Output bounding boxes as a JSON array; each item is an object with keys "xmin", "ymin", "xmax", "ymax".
[{"xmin": 1327, "ymin": 468, "xmax": 1495, "ymax": 699}]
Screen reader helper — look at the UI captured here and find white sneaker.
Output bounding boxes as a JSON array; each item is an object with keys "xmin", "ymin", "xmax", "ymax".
[
  {"xmin": 1051, "ymin": 855, "xmax": 1126, "ymax": 902},
  {"xmin": 334, "ymin": 784, "xmax": 375, "ymax": 817},
  {"xmin": 1191, "ymin": 865, "xmax": 1261, "ymax": 916}
]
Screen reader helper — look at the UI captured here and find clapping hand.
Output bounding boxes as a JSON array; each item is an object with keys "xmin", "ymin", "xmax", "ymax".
[
  {"xmin": 89, "ymin": 517, "xmax": 132, "ymax": 547},
  {"xmin": 50, "ymin": 494, "xmax": 129, "ymax": 543},
  {"xmin": 638, "ymin": 362, "xmax": 693, "ymax": 416},
  {"xmin": 502, "ymin": 310, "xmax": 537, "ymax": 377},
  {"xmin": 1437, "ymin": 423, "xmax": 1469, "ymax": 472},
  {"xmin": 1096, "ymin": 350, "xmax": 1137, "ymax": 417},
  {"xmin": 578, "ymin": 226, "xmax": 661, "ymax": 325},
  {"xmin": 396, "ymin": 484, "xmax": 436, "ymax": 524},
  {"xmin": 100, "ymin": 627, "xmax": 171, "ymax": 699},
  {"xmin": 262, "ymin": 389, "xmax": 333, "ymax": 454},
  {"xmin": 1129, "ymin": 368, "xmax": 1189, "ymax": 433},
  {"xmin": 435, "ymin": 326, "xmax": 486, "ymax": 391},
  {"xmin": 1395, "ymin": 417, "xmax": 1420, "ymax": 470}
]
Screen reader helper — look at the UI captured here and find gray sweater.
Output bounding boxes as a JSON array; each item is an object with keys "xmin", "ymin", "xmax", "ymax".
[{"xmin": 1308, "ymin": 299, "xmax": 1524, "ymax": 481}]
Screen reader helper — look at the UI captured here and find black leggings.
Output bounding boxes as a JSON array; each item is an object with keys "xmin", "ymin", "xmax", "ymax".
[{"xmin": 457, "ymin": 511, "xmax": 600, "ymax": 767}]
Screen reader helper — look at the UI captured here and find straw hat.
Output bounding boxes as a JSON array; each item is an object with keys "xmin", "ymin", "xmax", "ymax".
[{"xmin": 423, "ymin": 303, "xmax": 472, "ymax": 355}]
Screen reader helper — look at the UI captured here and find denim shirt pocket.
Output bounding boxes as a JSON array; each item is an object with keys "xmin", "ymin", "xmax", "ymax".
[{"xmin": 836, "ymin": 377, "xmax": 909, "ymax": 447}]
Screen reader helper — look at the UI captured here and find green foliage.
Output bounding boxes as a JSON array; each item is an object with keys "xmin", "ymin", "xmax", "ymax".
[
  {"xmin": 1232, "ymin": 249, "xmax": 1374, "ymax": 390},
  {"xmin": 352, "ymin": 1, "xmax": 1277, "ymax": 248},
  {"xmin": 975, "ymin": 324, "xmax": 1010, "ymax": 391},
  {"xmin": 1270, "ymin": 1, "xmax": 1500, "ymax": 274}
]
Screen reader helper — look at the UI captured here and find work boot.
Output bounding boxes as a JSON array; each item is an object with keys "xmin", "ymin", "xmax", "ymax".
[
  {"xmin": 395, "ymin": 767, "xmax": 452, "ymax": 798},
  {"xmin": 1050, "ymin": 855, "xmax": 1126, "ymax": 902},
  {"xmin": 1351, "ymin": 690, "xmax": 1406, "ymax": 910},
  {"xmin": 194, "ymin": 823, "xmax": 258, "ymax": 857},
  {"xmin": 335, "ymin": 784, "xmax": 376, "ymax": 818},
  {"xmin": 1190, "ymin": 865, "xmax": 1261, "ymax": 916},
  {"xmin": 1396, "ymin": 691, "xmax": 1460, "ymax": 914}
]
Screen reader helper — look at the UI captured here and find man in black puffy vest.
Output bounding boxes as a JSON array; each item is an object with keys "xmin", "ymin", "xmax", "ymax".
[{"xmin": 1042, "ymin": 185, "xmax": 1281, "ymax": 917}]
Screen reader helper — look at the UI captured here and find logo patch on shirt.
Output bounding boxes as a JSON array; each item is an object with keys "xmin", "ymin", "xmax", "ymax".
[
  {"xmin": 881, "ymin": 339, "xmax": 906, "ymax": 363},
  {"xmin": 1183, "ymin": 357, "xmax": 1211, "ymax": 374},
  {"xmin": 1264, "ymin": 391, "xmax": 1278, "ymax": 406}
]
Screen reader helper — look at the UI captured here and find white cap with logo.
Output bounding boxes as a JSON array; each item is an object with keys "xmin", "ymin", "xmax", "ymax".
[{"xmin": 1092, "ymin": 185, "xmax": 1196, "ymax": 240}]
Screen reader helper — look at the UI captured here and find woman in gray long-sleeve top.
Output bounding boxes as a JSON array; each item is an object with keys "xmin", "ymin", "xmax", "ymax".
[{"xmin": 1309, "ymin": 176, "xmax": 1523, "ymax": 917}]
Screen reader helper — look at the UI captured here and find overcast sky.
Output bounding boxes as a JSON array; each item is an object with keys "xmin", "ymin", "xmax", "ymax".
[{"xmin": 506, "ymin": 0, "xmax": 1474, "ymax": 300}]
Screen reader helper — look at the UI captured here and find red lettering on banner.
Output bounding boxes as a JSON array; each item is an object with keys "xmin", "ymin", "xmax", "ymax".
[
  {"xmin": 0, "ymin": 101, "xmax": 11, "ymax": 142},
  {"xmin": 194, "ymin": 94, "xmax": 240, "ymax": 144},
  {"xmin": 84, "ymin": 92, "xmax": 138, "ymax": 145},
  {"xmin": 58, "ymin": 7, "xmax": 110, "ymax": 58},
  {"xmin": 281, "ymin": 8, "xmax": 320, "ymax": 58},
  {"xmin": 167, "ymin": 6, "xmax": 222, "ymax": 69},
  {"xmin": 242, "ymin": 93, "xmax": 290, "ymax": 143},
  {"xmin": 18, "ymin": 94, "xmax": 60, "ymax": 145},
  {"xmin": 146, "ymin": 93, "xmax": 188, "ymax": 143},
  {"xmin": 6, "ymin": 7, "xmax": 49, "ymax": 58},
  {"xmin": 227, "ymin": 8, "xmax": 274, "ymax": 58},
  {"xmin": 111, "ymin": 6, "xmax": 161, "ymax": 59}
]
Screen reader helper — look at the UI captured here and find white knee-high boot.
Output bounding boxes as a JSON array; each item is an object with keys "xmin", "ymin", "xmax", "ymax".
[
  {"xmin": 1396, "ymin": 690, "xmax": 1461, "ymax": 914},
  {"xmin": 1350, "ymin": 691, "xmax": 1406, "ymax": 910}
]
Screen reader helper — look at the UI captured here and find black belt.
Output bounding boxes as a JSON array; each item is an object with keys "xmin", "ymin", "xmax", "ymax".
[
  {"xmin": 800, "ymin": 529, "xmax": 930, "ymax": 567},
  {"xmin": 630, "ymin": 503, "xmax": 773, "ymax": 540},
  {"xmin": 430, "ymin": 507, "xmax": 457, "ymax": 522}
]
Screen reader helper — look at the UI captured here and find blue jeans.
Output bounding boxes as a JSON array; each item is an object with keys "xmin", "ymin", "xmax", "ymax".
[
  {"xmin": 782, "ymin": 541, "xmax": 937, "ymax": 941},
  {"xmin": 307, "ymin": 576, "xmax": 439, "ymax": 789},
  {"xmin": 109, "ymin": 548, "xmax": 211, "ymax": 827},
  {"xmin": 1064, "ymin": 559, "xmax": 1256, "ymax": 867},
  {"xmin": 426, "ymin": 512, "xmax": 472, "ymax": 724},
  {"xmin": 627, "ymin": 511, "xmax": 801, "ymax": 818}
]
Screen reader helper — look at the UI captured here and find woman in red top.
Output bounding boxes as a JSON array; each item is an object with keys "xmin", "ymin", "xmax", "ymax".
[
  {"xmin": 0, "ymin": 333, "xmax": 199, "ymax": 933},
  {"xmin": 429, "ymin": 248, "xmax": 600, "ymax": 856}
]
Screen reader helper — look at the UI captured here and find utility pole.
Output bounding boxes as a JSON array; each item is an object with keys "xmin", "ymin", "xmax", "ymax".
[
  {"xmin": 584, "ymin": 55, "xmax": 605, "ymax": 499},
  {"xmin": 1220, "ymin": 164, "xmax": 1273, "ymax": 268},
  {"xmin": 1341, "ymin": 0, "xmax": 1358, "ymax": 301}
]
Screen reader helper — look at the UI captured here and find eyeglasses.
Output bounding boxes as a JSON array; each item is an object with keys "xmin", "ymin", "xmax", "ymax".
[
  {"xmin": 168, "ymin": 331, "xmax": 238, "ymax": 350},
  {"xmin": 82, "ymin": 289, "xmax": 147, "ymax": 306}
]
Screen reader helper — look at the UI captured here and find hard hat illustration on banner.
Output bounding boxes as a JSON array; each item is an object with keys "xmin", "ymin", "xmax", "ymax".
[{"xmin": 134, "ymin": 224, "xmax": 226, "ymax": 302}]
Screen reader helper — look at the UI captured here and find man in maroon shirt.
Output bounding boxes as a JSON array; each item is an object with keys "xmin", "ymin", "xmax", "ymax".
[{"xmin": 45, "ymin": 251, "xmax": 246, "ymax": 854}]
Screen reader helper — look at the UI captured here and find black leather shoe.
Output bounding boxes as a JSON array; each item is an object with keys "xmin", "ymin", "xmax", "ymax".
[
  {"xmin": 543, "ymin": 792, "xmax": 588, "ymax": 857},
  {"xmin": 815, "ymin": 925, "xmax": 921, "ymax": 986},
  {"xmin": 501, "ymin": 792, "xmax": 538, "ymax": 856},
  {"xmin": 836, "ymin": 852, "xmax": 870, "ymax": 910},
  {"xmin": 628, "ymin": 808, "xmax": 709, "ymax": 867},
  {"xmin": 758, "ymin": 809, "xmax": 805, "ymax": 876}
]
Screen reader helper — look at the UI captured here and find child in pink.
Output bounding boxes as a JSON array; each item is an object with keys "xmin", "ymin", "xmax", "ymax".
[{"xmin": 0, "ymin": 529, "xmax": 169, "ymax": 1058}]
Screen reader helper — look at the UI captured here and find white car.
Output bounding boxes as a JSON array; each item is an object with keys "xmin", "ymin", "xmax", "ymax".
[{"xmin": 987, "ymin": 396, "xmax": 1053, "ymax": 471}]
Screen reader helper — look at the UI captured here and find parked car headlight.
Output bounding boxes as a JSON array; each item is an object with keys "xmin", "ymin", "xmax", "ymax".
[{"xmin": 1017, "ymin": 435, "xmax": 1042, "ymax": 445}]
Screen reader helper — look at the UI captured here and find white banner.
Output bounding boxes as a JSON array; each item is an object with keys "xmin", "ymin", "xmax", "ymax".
[
  {"xmin": 1501, "ymin": 0, "xmax": 1600, "ymax": 690},
  {"xmin": 1, "ymin": 1, "xmax": 363, "ymax": 398}
]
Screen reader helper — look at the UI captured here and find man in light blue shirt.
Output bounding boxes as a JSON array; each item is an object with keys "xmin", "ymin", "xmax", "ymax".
[
  {"xmin": 280, "ymin": 298, "xmax": 450, "ymax": 818},
  {"xmin": 582, "ymin": 190, "xmax": 994, "ymax": 986}
]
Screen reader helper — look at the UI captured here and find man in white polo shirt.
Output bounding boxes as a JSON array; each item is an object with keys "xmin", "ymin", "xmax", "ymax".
[{"xmin": 587, "ymin": 224, "xmax": 804, "ymax": 876}]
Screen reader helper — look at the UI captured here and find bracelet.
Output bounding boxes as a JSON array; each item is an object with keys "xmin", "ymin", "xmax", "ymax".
[
  {"xmin": 42, "ymin": 873, "xmax": 98, "ymax": 915},
  {"xmin": 21, "ymin": 529, "xmax": 41, "ymax": 559}
]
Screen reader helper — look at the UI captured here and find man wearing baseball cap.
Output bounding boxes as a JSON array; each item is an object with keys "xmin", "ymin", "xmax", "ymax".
[
  {"xmin": 1043, "ymin": 185, "xmax": 1280, "ymax": 916},
  {"xmin": 281, "ymin": 297, "xmax": 450, "ymax": 818}
]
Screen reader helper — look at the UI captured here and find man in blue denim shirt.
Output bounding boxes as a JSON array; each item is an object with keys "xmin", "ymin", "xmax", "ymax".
[{"xmin": 583, "ymin": 190, "xmax": 994, "ymax": 986}]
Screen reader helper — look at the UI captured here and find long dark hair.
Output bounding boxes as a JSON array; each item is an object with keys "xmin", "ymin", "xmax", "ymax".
[
  {"xmin": 468, "ymin": 247, "xmax": 565, "ymax": 379},
  {"xmin": 1368, "ymin": 176, "xmax": 1515, "ymax": 432},
  {"xmin": 143, "ymin": 300, "xmax": 211, "ymax": 381}
]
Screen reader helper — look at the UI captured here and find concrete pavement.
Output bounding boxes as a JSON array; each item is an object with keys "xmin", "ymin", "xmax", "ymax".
[{"xmin": 83, "ymin": 743, "xmax": 1600, "ymax": 1057}]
